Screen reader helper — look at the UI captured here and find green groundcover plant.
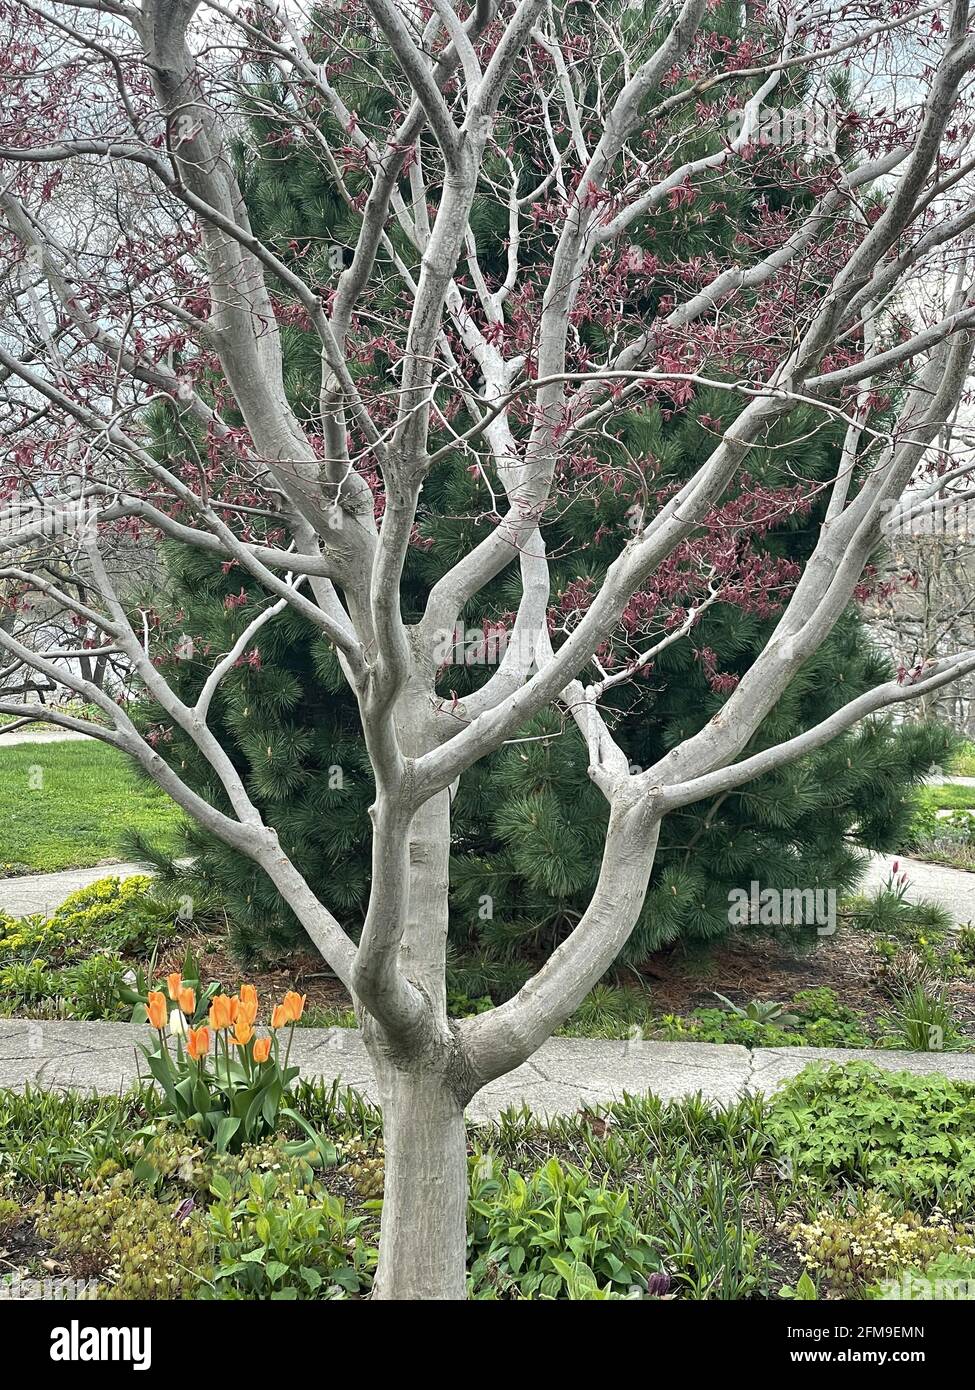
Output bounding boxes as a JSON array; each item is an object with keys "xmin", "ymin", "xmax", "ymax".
[
  {"xmin": 4, "ymin": 1060, "xmax": 975, "ymax": 1300},
  {"xmin": 767, "ymin": 1062, "xmax": 975, "ymax": 1207}
]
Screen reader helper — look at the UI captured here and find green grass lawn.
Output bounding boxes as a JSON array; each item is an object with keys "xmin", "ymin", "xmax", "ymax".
[
  {"xmin": 919, "ymin": 782, "xmax": 975, "ymax": 813},
  {"xmin": 952, "ymin": 740, "xmax": 975, "ymax": 778},
  {"xmin": 0, "ymin": 740, "xmax": 184, "ymax": 873}
]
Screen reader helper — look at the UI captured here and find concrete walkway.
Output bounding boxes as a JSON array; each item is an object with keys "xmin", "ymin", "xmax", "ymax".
[
  {"xmin": 7, "ymin": 850, "xmax": 975, "ymax": 927},
  {"xmin": 0, "ymin": 729, "xmax": 92, "ymax": 747},
  {"xmin": 0, "ymin": 863, "xmax": 152, "ymax": 918},
  {"xmin": 2, "ymin": 1019, "xmax": 974, "ymax": 1123}
]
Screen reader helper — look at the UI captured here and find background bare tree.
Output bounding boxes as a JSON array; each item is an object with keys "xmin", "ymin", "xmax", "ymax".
[{"xmin": 3, "ymin": 0, "xmax": 975, "ymax": 1297}]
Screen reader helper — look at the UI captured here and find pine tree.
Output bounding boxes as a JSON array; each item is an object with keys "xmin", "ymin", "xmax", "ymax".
[{"xmin": 133, "ymin": 2, "xmax": 953, "ymax": 987}]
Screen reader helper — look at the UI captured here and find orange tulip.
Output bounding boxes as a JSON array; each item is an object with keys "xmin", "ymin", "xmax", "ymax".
[
  {"xmin": 252, "ymin": 1036, "xmax": 271, "ymax": 1063},
  {"xmin": 146, "ymin": 991, "xmax": 168, "ymax": 1030},
  {"xmin": 166, "ymin": 972, "xmax": 182, "ymax": 1001},
  {"xmin": 231, "ymin": 1019, "xmax": 253, "ymax": 1047},
  {"xmin": 270, "ymin": 1004, "xmax": 289, "ymax": 1030},
  {"xmin": 282, "ymin": 991, "xmax": 307, "ymax": 1024},
  {"xmin": 239, "ymin": 983, "xmax": 258, "ymax": 1026},
  {"xmin": 178, "ymin": 985, "xmax": 195, "ymax": 1015},
  {"xmin": 186, "ymin": 1026, "xmax": 210, "ymax": 1061},
  {"xmin": 208, "ymin": 994, "xmax": 236, "ymax": 1031}
]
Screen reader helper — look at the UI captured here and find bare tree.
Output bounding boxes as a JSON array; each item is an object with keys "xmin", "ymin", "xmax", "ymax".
[{"xmin": 3, "ymin": 0, "xmax": 975, "ymax": 1297}]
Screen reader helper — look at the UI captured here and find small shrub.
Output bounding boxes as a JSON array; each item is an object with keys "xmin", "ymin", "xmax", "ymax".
[
  {"xmin": 561, "ymin": 984, "xmax": 652, "ymax": 1038},
  {"xmin": 35, "ymin": 1170, "xmax": 209, "ymax": 1299},
  {"xmin": 61, "ymin": 954, "xmax": 132, "ymax": 1020},
  {"xmin": 790, "ymin": 988, "xmax": 873, "ymax": 1047},
  {"xmin": 203, "ymin": 1169, "xmax": 376, "ymax": 1299},
  {"xmin": 652, "ymin": 988, "xmax": 874, "ymax": 1049},
  {"xmin": 790, "ymin": 1197, "xmax": 974, "ymax": 1294},
  {"xmin": 874, "ymin": 947, "xmax": 941, "ymax": 1002},
  {"xmin": 0, "ymin": 875, "xmax": 170, "ymax": 971},
  {"xmin": 0, "ymin": 960, "xmax": 57, "ymax": 1008},
  {"xmin": 767, "ymin": 1062, "xmax": 975, "ymax": 1208},
  {"xmin": 468, "ymin": 1155, "xmax": 659, "ymax": 1299},
  {"xmin": 877, "ymin": 985, "xmax": 969, "ymax": 1052},
  {"xmin": 652, "ymin": 1008, "xmax": 804, "ymax": 1048}
]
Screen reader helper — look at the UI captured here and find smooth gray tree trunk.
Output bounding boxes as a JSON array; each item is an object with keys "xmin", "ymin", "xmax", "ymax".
[{"xmin": 370, "ymin": 1059, "xmax": 469, "ymax": 1300}]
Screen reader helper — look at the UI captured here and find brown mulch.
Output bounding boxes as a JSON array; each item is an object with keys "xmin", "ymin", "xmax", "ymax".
[
  {"xmin": 0, "ymin": 1215, "xmax": 60, "ymax": 1283},
  {"xmin": 155, "ymin": 933, "xmax": 352, "ymax": 1016},
  {"xmin": 629, "ymin": 926, "xmax": 975, "ymax": 1033},
  {"xmin": 156, "ymin": 919, "xmax": 975, "ymax": 1036}
]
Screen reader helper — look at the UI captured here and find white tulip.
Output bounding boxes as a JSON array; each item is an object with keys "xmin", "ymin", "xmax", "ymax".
[{"xmin": 168, "ymin": 1009, "xmax": 187, "ymax": 1038}]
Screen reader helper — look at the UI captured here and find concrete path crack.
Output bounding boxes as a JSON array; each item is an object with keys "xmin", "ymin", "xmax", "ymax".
[{"xmin": 3, "ymin": 1019, "xmax": 975, "ymax": 1122}]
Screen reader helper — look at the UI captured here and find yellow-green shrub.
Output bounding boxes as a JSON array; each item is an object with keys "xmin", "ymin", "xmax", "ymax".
[
  {"xmin": 790, "ymin": 1198, "xmax": 975, "ymax": 1293},
  {"xmin": 34, "ymin": 1169, "xmax": 209, "ymax": 1299},
  {"xmin": 0, "ymin": 875, "xmax": 161, "ymax": 967}
]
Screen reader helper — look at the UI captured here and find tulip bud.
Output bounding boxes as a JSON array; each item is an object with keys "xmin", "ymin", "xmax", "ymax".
[{"xmin": 146, "ymin": 991, "xmax": 168, "ymax": 1030}]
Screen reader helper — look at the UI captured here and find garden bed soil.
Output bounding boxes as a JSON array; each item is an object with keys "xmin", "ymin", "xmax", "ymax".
[
  {"xmin": 632, "ymin": 927, "xmax": 975, "ymax": 1034},
  {"xmin": 161, "ymin": 921, "xmax": 975, "ymax": 1039},
  {"xmin": 156, "ymin": 936, "xmax": 352, "ymax": 1018}
]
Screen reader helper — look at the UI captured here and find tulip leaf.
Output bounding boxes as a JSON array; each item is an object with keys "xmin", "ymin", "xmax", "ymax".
[
  {"xmin": 262, "ymin": 1085, "xmax": 281, "ymax": 1128},
  {"xmin": 215, "ymin": 1115, "xmax": 241, "ymax": 1153}
]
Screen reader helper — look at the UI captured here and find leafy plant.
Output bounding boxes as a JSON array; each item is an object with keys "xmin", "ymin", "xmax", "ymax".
[
  {"xmin": 652, "ymin": 1008, "xmax": 804, "ymax": 1047},
  {"xmin": 767, "ymin": 1062, "xmax": 975, "ymax": 1207},
  {"xmin": 202, "ymin": 1169, "xmax": 376, "ymax": 1299},
  {"xmin": 0, "ymin": 1086, "xmax": 155, "ymax": 1191},
  {"xmin": 636, "ymin": 1158, "xmax": 767, "ymax": 1299},
  {"xmin": 134, "ymin": 968, "xmax": 331, "ymax": 1157},
  {"xmin": 468, "ymin": 1156, "xmax": 659, "ymax": 1299},
  {"xmin": 849, "ymin": 870, "xmax": 953, "ymax": 937},
  {"xmin": 877, "ymin": 984, "xmax": 969, "ymax": 1053},
  {"xmin": 61, "ymin": 954, "xmax": 133, "ymax": 1020},
  {"xmin": 654, "ymin": 988, "xmax": 875, "ymax": 1050},
  {"xmin": 35, "ymin": 1168, "xmax": 209, "ymax": 1299},
  {"xmin": 0, "ymin": 959, "xmax": 57, "ymax": 1008},
  {"xmin": 712, "ymin": 993, "xmax": 799, "ymax": 1026},
  {"xmin": 790, "ymin": 1197, "xmax": 974, "ymax": 1294},
  {"xmin": 779, "ymin": 1270, "xmax": 819, "ymax": 1300},
  {"xmin": 0, "ymin": 1196, "xmax": 21, "ymax": 1233}
]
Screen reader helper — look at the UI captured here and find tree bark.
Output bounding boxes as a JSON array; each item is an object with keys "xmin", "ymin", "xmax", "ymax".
[{"xmin": 370, "ymin": 1060, "xmax": 469, "ymax": 1300}]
